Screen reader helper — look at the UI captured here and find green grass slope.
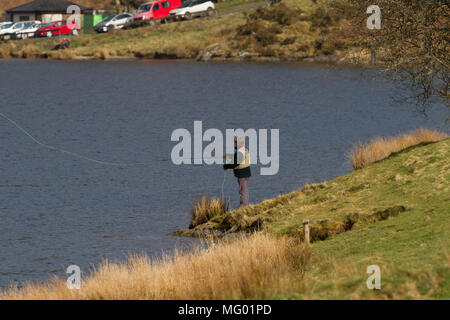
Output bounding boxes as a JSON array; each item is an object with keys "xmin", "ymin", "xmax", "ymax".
[
  {"xmin": 302, "ymin": 140, "xmax": 450, "ymax": 299},
  {"xmin": 184, "ymin": 139, "xmax": 450, "ymax": 299}
]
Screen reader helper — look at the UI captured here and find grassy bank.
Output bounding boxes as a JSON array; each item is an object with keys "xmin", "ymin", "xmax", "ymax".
[
  {"xmin": 2, "ymin": 234, "xmax": 311, "ymax": 299},
  {"xmin": 2, "ymin": 132, "xmax": 449, "ymax": 299},
  {"xmin": 0, "ymin": 0, "xmax": 368, "ymax": 63},
  {"xmin": 176, "ymin": 132, "xmax": 450, "ymax": 299}
]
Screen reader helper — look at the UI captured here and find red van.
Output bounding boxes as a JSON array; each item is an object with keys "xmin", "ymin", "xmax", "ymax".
[{"xmin": 133, "ymin": 0, "xmax": 182, "ymax": 22}]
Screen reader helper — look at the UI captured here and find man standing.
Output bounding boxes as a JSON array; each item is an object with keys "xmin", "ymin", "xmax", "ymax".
[{"xmin": 223, "ymin": 137, "xmax": 251, "ymax": 208}]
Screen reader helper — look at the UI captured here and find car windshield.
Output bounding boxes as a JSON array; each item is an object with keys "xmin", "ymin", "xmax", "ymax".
[
  {"xmin": 41, "ymin": 22, "xmax": 54, "ymax": 28},
  {"xmin": 0, "ymin": 23, "xmax": 13, "ymax": 29},
  {"xmin": 179, "ymin": 0, "xmax": 195, "ymax": 8},
  {"xmin": 100, "ymin": 15, "xmax": 115, "ymax": 23},
  {"xmin": 137, "ymin": 3, "xmax": 153, "ymax": 12},
  {"xmin": 30, "ymin": 23, "xmax": 41, "ymax": 29}
]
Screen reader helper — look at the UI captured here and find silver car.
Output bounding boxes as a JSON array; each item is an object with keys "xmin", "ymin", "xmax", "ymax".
[
  {"xmin": 15, "ymin": 21, "xmax": 41, "ymax": 39},
  {"xmin": 94, "ymin": 13, "xmax": 134, "ymax": 33}
]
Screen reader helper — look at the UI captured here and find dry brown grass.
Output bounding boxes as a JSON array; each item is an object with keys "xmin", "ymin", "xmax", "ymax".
[
  {"xmin": 1, "ymin": 234, "xmax": 311, "ymax": 300},
  {"xmin": 0, "ymin": 42, "xmax": 12, "ymax": 58},
  {"xmin": 49, "ymin": 49, "xmax": 76, "ymax": 60},
  {"xmin": 190, "ymin": 195, "xmax": 228, "ymax": 228},
  {"xmin": 17, "ymin": 43, "xmax": 40, "ymax": 58},
  {"xmin": 93, "ymin": 47, "xmax": 111, "ymax": 60},
  {"xmin": 349, "ymin": 128, "xmax": 448, "ymax": 170}
]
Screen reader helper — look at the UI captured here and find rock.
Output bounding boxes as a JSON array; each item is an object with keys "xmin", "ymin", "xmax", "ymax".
[
  {"xmin": 238, "ymin": 51, "xmax": 251, "ymax": 59},
  {"xmin": 197, "ymin": 45, "xmax": 222, "ymax": 61}
]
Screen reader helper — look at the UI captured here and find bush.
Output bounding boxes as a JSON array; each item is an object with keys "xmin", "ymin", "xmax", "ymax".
[
  {"xmin": 237, "ymin": 21, "xmax": 279, "ymax": 46},
  {"xmin": 248, "ymin": 4, "xmax": 302, "ymax": 26}
]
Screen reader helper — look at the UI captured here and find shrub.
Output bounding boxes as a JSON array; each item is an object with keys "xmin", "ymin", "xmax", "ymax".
[{"xmin": 248, "ymin": 4, "xmax": 302, "ymax": 26}]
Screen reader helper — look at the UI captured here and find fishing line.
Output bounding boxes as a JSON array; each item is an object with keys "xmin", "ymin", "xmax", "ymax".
[
  {"xmin": 2, "ymin": 111, "xmax": 232, "ymax": 199},
  {"xmin": 0, "ymin": 111, "xmax": 156, "ymax": 166},
  {"xmin": 1, "ymin": 111, "xmax": 227, "ymax": 166},
  {"xmin": 221, "ymin": 170, "xmax": 226, "ymax": 200}
]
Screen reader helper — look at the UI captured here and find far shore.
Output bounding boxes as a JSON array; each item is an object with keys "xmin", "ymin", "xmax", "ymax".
[
  {"xmin": 0, "ymin": 0, "xmax": 377, "ymax": 67},
  {"xmin": 0, "ymin": 50, "xmax": 375, "ymax": 67}
]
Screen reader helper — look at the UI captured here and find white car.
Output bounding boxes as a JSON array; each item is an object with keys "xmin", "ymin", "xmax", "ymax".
[
  {"xmin": 94, "ymin": 13, "xmax": 134, "ymax": 32},
  {"xmin": 169, "ymin": 0, "xmax": 216, "ymax": 20},
  {"xmin": 0, "ymin": 22, "xmax": 16, "ymax": 40},
  {"xmin": 15, "ymin": 21, "xmax": 41, "ymax": 39}
]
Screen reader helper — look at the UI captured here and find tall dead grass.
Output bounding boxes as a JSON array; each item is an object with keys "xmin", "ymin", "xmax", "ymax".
[
  {"xmin": 49, "ymin": 49, "xmax": 76, "ymax": 60},
  {"xmin": 349, "ymin": 128, "xmax": 448, "ymax": 170},
  {"xmin": 190, "ymin": 195, "xmax": 228, "ymax": 228},
  {"xmin": 2, "ymin": 234, "xmax": 310, "ymax": 300}
]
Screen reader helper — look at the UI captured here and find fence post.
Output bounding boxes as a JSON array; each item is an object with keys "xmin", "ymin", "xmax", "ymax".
[{"xmin": 303, "ymin": 219, "xmax": 310, "ymax": 245}]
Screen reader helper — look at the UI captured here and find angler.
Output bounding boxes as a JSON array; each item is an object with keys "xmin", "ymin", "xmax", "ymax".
[{"xmin": 223, "ymin": 136, "xmax": 251, "ymax": 208}]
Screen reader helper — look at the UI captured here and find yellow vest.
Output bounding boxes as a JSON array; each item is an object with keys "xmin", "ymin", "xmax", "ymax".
[{"xmin": 235, "ymin": 147, "xmax": 251, "ymax": 170}]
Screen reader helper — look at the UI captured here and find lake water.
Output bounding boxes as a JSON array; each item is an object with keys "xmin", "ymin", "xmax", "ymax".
[{"xmin": 0, "ymin": 59, "xmax": 447, "ymax": 288}]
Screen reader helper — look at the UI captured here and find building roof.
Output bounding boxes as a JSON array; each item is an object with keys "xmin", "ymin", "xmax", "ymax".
[{"xmin": 7, "ymin": 0, "xmax": 92, "ymax": 13}]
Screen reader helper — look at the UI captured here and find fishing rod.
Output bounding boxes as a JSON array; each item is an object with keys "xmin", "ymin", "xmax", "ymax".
[{"xmin": 1, "ymin": 111, "xmax": 231, "ymax": 198}]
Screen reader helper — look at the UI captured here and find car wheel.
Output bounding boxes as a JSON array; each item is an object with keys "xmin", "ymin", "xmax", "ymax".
[
  {"xmin": 206, "ymin": 7, "xmax": 214, "ymax": 17},
  {"xmin": 184, "ymin": 12, "xmax": 192, "ymax": 20},
  {"xmin": 108, "ymin": 25, "xmax": 114, "ymax": 32},
  {"xmin": 46, "ymin": 31, "xmax": 53, "ymax": 38},
  {"xmin": 149, "ymin": 19, "xmax": 156, "ymax": 26},
  {"xmin": 22, "ymin": 33, "xmax": 28, "ymax": 39}
]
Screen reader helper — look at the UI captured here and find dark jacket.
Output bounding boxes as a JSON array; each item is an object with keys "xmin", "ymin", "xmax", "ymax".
[{"xmin": 223, "ymin": 148, "xmax": 251, "ymax": 178}]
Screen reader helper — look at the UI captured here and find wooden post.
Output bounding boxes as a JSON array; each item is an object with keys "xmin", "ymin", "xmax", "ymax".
[{"xmin": 303, "ymin": 219, "xmax": 310, "ymax": 245}]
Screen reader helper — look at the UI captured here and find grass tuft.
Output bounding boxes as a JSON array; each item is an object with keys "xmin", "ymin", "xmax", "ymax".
[
  {"xmin": 349, "ymin": 128, "xmax": 448, "ymax": 170},
  {"xmin": 190, "ymin": 195, "xmax": 228, "ymax": 229}
]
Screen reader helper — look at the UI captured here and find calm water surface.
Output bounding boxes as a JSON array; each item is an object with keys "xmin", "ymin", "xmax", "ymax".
[{"xmin": 0, "ymin": 59, "xmax": 447, "ymax": 288}]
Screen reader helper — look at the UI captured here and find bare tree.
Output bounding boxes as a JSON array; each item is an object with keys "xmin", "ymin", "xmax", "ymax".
[{"xmin": 336, "ymin": 0, "xmax": 449, "ymax": 114}]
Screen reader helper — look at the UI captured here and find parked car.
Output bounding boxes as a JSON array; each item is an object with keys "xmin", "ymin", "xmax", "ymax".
[
  {"xmin": 169, "ymin": 0, "xmax": 216, "ymax": 20},
  {"xmin": 36, "ymin": 20, "xmax": 80, "ymax": 38},
  {"xmin": 95, "ymin": 13, "xmax": 134, "ymax": 32},
  {"xmin": 0, "ymin": 22, "xmax": 12, "ymax": 28},
  {"xmin": 133, "ymin": 0, "xmax": 182, "ymax": 23},
  {"xmin": 0, "ymin": 21, "xmax": 27, "ymax": 40},
  {"xmin": 14, "ymin": 21, "xmax": 41, "ymax": 39},
  {"xmin": 0, "ymin": 22, "xmax": 14, "ymax": 39}
]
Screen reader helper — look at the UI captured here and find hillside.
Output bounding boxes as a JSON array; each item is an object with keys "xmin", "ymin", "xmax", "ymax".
[
  {"xmin": 177, "ymin": 138, "xmax": 450, "ymax": 298},
  {"xmin": 3, "ymin": 138, "xmax": 449, "ymax": 299},
  {"xmin": 0, "ymin": 0, "xmax": 369, "ymax": 64}
]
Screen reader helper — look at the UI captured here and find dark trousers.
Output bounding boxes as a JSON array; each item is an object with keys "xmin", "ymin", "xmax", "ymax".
[{"xmin": 237, "ymin": 177, "xmax": 249, "ymax": 208}]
